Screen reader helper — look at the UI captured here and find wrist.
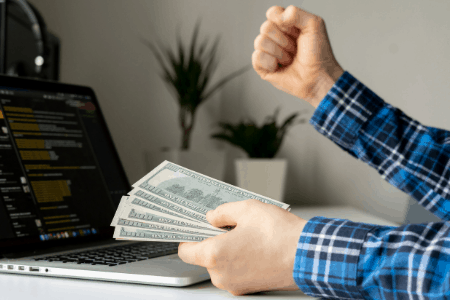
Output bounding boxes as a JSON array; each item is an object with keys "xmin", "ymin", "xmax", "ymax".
[
  {"xmin": 281, "ymin": 216, "xmax": 308, "ymax": 289},
  {"xmin": 309, "ymin": 66, "xmax": 344, "ymax": 108}
]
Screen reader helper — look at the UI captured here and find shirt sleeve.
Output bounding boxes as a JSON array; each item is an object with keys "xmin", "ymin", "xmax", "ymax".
[
  {"xmin": 310, "ymin": 71, "xmax": 450, "ymax": 222},
  {"xmin": 294, "ymin": 216, "xmax": 450, "ymax": 299},
  {"xmin": 293, "ymin": 71, "xmax": 450, "ymax": 299}
]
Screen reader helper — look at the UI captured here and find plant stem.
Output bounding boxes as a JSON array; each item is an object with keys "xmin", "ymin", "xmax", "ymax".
[
  {"xmin": 181, "ymin": 126, "xmax": 192, "ymax": 150},
  {"xmin": 180, "ymin": 106, "xmax": 195, "ymax": 150}
]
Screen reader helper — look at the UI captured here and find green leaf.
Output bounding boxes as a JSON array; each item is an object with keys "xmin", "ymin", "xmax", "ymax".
[
  {"xmin": 175, "ymin": 22, "xmax": 185, "ymax": 71},
  {"xmin": 211, "ymin": 133, "xmax": 248, "ymax": 154},
  {"xmin": 202, "ymin": 64, "xmax": 253, "ymax": 102},
  {"xmin": 141, "ymin": 38, "xmax": 183, "ymax": 105},
  {"xmin": 197, "ymin": 38, "xmax": 208, "ymax": 59},
  {"xmin": 187, "ymin": 18, "xmax": 201, "ymax": 76},
  {"xmin": 199, "ymin": 35, "xmax": 221, "ymax": 95},
  {"xmin": 211, "ymin": 108, "xmax": 303, "ymax": 158},
  {"xmin": 280, "ymin": 112, "xmax": 299, "ymax": 132},
  {"xmin": 142, "ymin": 20, "xmax": 253, "ymax": 150},
  {"xmin": 265, "ymin": 106, "xmax": 280, "ymax": 124},
  {"xmin": 141, "ymin": 38, "xmax": 174, "ymax": 83}
]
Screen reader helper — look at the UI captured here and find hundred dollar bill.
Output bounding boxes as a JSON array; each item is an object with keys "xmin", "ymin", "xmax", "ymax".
[
  {"xmin": 114, "ymin": 226, "xmax": 209, "ymax": 243},
  {"xmin": 132, "ymin": 161, "xmax": 290, "ymax": 216},
  {"xmin": 113, "ymin": 195, "xmax": 226, "ymax": 233},
  {"xmin": 113, "ymin": 196, "xmax": 193, "ymax": 226},
  {"xmin": 113, "ymin": 204, "xmax": 225, "ymax": 235},
  {"xmin": 129, "ymin": 189, "xmax": 214, "ymax": 227},
  {"xmin": 112, "ymin": 196, "xmax": 135, "ymax": 226},
  {"xmin": 115, "ymin": 218, "xmax": 218, "ymax": 237},
  {"xmin": 112, "ymin": 195, "xmax": 214, "ymax": 231}
]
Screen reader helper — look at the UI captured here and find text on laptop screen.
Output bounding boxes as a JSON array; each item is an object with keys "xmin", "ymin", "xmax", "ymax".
[{"xmin": 0, "ymin": 86, "xmax": 129, "ymax": 244}]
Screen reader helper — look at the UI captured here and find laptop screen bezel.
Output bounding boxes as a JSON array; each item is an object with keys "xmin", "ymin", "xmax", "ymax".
[{"xmin": 0, "ymin": 75, "xmax": 131, "ymax": 256}]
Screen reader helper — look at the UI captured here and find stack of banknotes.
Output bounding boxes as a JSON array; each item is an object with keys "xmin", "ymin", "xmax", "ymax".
[{"xmin": 110, "ymin": 161, "xmax": 291, "ymax": 243}]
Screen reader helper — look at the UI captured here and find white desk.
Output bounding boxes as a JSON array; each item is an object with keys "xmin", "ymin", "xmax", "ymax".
[{"xmin": 0, "ymin": 205, "xmax": 399, "ymax": 300}]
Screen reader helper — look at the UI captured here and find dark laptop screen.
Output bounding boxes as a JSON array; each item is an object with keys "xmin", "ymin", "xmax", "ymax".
[{"xmin": 0, "ymin": 75, "xmax": 130, "ymax": 252}]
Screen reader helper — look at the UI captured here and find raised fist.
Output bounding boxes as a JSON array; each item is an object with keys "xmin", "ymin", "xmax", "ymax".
[{"xmin": 252, "ymin": 5, "xmax": 344, "ymax": 107}]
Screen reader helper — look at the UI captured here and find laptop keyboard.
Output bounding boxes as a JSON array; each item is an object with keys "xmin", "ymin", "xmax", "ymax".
[{"xmin": 33, "ymin": 242, "xmax": 179, "ymax": 267}]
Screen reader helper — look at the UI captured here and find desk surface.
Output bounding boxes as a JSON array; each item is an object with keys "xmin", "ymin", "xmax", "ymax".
[{"xmin": 0, "ymin": 205, "xmax": 399, "ymax": 300}]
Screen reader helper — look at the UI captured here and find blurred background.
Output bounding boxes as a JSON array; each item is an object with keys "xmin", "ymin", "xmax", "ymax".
[{"xmin": 23, "ymin": 0, "xmax": 448, "ymax": 225}]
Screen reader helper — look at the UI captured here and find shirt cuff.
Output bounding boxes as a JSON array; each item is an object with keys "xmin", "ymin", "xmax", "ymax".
[
  {"xmin": 309, "ymin": 71, "xmax": 385, "ymax": 151},
  {"xmin": 293, "ymin": 216, "xmax": 377, "ymax": 299}
]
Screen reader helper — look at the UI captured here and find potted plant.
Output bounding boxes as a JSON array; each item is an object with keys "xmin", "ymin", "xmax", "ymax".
[
  {"xmin": 142, "ymin": 18, "xmax": 252, "ymax": 180},
  {"xmin": 211, "ymin": 108, "xmax": 305, "ymax": 202}
]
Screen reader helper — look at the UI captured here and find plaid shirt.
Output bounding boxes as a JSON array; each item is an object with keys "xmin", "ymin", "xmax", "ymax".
[{"xmin": 293, "ymin": 71, "xmax": 450, "ymax": 299}]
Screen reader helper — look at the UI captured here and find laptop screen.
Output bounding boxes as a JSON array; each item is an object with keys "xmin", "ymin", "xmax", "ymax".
[{"xmin": 0, "ymin": 75, "xmax": 130, "ymax": 253}]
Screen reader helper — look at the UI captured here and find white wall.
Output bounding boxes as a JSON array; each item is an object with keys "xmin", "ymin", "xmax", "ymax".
[{"xmin": 28, "ymin": 0, "xmax": 450, "ymax": 224}]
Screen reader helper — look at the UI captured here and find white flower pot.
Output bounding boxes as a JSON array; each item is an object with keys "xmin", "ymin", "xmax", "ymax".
[
  {"xmin": 235, "ymin": 159, "xmax": 287, "ymax": 202},
  {"xmin": 145, "ymin": 149, "xmax": 226, "ymax": 181}
]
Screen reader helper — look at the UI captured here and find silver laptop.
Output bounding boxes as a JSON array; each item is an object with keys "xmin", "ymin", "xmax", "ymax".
[{"xmin": 0, "ymin": 75, "xmax": 210, "ymax": 286}]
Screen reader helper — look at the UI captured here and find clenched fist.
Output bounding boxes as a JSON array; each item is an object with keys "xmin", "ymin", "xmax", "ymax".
[{"xmin": 252, "ymin": 5, "xmax": 344, "ymax": 108}]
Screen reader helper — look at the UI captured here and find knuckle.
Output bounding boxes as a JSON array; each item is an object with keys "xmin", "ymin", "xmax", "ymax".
[
  {"xmin": 203, "ymin": 256, "xmax": 217, "ymax": 269},
  {"xmin": 224, "ymin": 282, "xmax": 242, "ymax": 295},
  {"xmin": 252, "ymin": 50, "xmax": 277, "ymax": 73},
  {"xmin": 266, "ymin": 5, "xmax": 283, "ymax": 19},
  {"xmin": 251, "ymin": 50, "xmax": 260, "ymax": 64},
  {"xmin": 283, "ymin": 6, "xmax": 297, "ymax": 22},
  {"xmin": 260, "ymin": 20, "xmax": 272, "ymax": 35},
  {"xmin": 286, "ymin": 5, "xmax": 296, "ymax": 11},
  {"xmin": 210, "ymin": 277, "xmax": 226, "ymax": 290},
  {"xmin": 254, "ymin": 34, "xmax": 264, "ymax": 50},
  {"xmin": 315, "ymin": 16, "xmax": 325, "ymax": 24},
  {"xmin": 285, "ymin": 5, "xmax": 297, "ymax": 16},
  {"xmin": 203, "ymin": 247, "xmax": 220, "ymax": 268},
  {"xmin": 311, "ymin": 16, "xmax": 325, "ymax": 28},
  {"xmin": 230, "ymin": 289, "xmax": 244, "ymax": 296}
]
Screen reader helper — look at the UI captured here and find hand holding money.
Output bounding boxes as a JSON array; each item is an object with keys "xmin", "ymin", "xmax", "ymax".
[
  {"xmin": 110, "ymin": 160, "xmax": 290, "ymax": 242},
  {"xmin": 178, "ymin": 199, "xmax": 307, "ymax": 296}
]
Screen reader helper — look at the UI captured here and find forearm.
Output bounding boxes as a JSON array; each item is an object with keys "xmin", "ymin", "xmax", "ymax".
[{"xmin": 309, "ymin": 71, "xmax": 450, "ymax": 221}]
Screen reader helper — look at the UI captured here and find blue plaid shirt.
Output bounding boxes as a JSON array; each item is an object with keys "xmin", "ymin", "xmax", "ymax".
[{"xmin": 294, "ymin": 71, "xmax": 450, "ymax": 299}]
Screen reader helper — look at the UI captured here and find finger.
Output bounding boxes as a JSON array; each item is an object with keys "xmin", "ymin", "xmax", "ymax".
[
  {"xmin": 266, "ymin": 6, "xmax": 300, "ymax": 40},
  {"xmin": 178, "ymin": 235, "xmax": 227, "ymax": 268},
  {"xmin": 282, "ymin": 5, "xmax": 318, "ymax": 30},
  {"xmin": 252, "ymin": 49, "xmax": 278, "ymax": 74},
  {"xmin": 259, "ymin": 20, "xmax": 297, "ymax": 56},
  {"xmin": 178, "ymin": 241, "xmax": 209, "ymax": 267},
  {"xmin": 254, "ymin": 34, "xmax": 292, "ymax": 65},
  {"xmin": 207, "ymin": 199, "xmax": 261, "ymax": 228},
  {"xmin": 268, "ymin": 5, "xmax": 322, "ymax": 42}
]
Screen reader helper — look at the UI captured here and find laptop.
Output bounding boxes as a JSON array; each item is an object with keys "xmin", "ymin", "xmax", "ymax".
[{"xmin": 0, "ymin": 75, "xmax": 210, "ymax": 286}]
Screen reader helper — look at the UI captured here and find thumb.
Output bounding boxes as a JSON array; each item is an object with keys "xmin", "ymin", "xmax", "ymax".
[
  {"xmin": 206, "ymin": 204, "xmax": 238, "ymax": 228},
  {"xmin": 206, "ymin": 200, "xmax": 256, "ymax": 228},
  {"xmin": 206, "ymin": 199, "xmax": 264, "ymax": 228}
]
